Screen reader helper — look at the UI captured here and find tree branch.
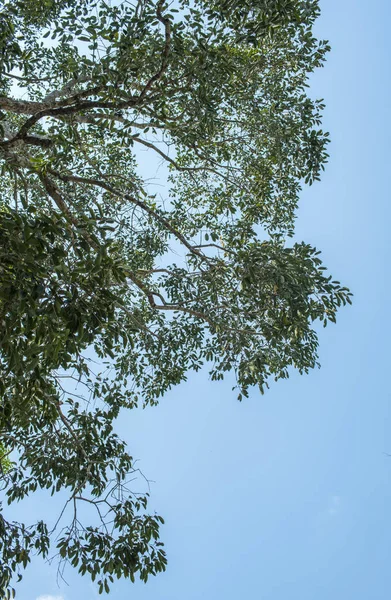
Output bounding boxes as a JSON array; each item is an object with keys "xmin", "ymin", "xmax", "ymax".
[
  {"xmin": 43, "ymin": 76, "xmax": 92, "ymax": 102},
  {"xmin": 38, "ymin": 173, "xmax": 79, "ymax": 226},
  {"xmin": 137, "ymin": 0, "xmax": 172, "ymax": 101},
  {"xmin": 48, "ymin": 169, "xmax": 206, "ymax": 260}
]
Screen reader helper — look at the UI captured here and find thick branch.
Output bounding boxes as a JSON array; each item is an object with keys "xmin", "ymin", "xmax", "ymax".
[
  {"xmin": 0, "ymin": 84, "xmax": 101, "ymax": 116},
  {"xmin": 0, "ymin": 96, "xmax": 47, "ymax": 115},
  {"xmin": 0, "ymin": 135, "xmax": 53, "ymax": 149}
]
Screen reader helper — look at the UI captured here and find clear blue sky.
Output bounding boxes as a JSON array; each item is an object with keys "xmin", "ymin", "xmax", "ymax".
[{"xmin": 14, "ymin": 0, "xmax": 391, "ymax": 598}]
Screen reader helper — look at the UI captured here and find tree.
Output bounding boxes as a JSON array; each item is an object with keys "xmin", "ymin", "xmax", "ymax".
[{"xmin": 0, "ymin": 0, "xmax": 351, "ymax": 595}]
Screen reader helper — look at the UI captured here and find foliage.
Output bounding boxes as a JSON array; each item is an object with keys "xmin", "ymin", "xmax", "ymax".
[
  {"xmin": 0, "ymin": 442, "xmax": 12, "ymax": 474},
  {"xmin": 0, "ymin": 0, "xmax": 351, "ymax": 596}
]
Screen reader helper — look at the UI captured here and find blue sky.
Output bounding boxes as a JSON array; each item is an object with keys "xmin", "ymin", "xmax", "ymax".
[{"xmin": 12, "ymin": 0, "xmax": 391, "ymax": 598}]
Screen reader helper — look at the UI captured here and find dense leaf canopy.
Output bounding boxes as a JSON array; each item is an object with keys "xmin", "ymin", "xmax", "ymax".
[{"xmin": 0, "ymin": 0, "xmax": 350, "ymax": 596}]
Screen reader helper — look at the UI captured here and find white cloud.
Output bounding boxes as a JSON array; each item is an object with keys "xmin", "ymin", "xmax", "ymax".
[
  {"xmin": 36, "ymin": 595, "xmax": 64, "ymax": 600},
  {"xmin": 327, "ymin": 495, "xmax": 341, "ymax": 516}
]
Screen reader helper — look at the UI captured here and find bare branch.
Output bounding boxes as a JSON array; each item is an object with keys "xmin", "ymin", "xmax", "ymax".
[
  {"xmin": 131, "ymin": 136, "xmax": 180, "ymax": 169},
  {"xmin": 193, "ymin": 243, "xmax": 235, "ymax": 255}
]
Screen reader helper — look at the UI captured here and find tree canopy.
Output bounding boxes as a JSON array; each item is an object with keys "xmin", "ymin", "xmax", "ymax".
[{"xmin": 0, "ymin": 0, "xmax": 351, "ymax": 596}]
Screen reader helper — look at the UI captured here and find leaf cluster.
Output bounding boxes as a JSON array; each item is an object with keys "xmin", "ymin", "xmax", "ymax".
[{"xmin": 0, "ymin": 0, "xmax": 350, "ymax": 595}]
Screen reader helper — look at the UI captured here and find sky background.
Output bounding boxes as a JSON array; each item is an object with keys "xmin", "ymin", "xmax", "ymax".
[{"xmin": 9, "ymin": 0, "xmax": 391, "ymax": 598}]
